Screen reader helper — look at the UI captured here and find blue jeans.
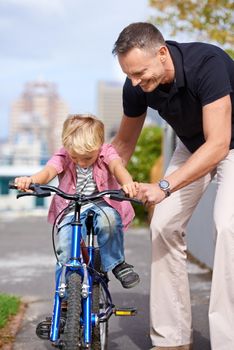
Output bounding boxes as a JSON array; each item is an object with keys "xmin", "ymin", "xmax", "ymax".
[{"xmin": 56, "ymin": 202, "xmax": 125, "ymax": 277}]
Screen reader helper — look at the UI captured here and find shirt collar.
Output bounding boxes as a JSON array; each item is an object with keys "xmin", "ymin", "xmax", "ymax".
[{"xmin": 166, "ymin": 41, "xmax": 185, "ymax": 89}]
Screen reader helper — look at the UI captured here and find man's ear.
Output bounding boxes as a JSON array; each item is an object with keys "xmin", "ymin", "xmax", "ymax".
[{"xmin": 158, "ymin": 46, "xmax": 167, "ymax": 63}]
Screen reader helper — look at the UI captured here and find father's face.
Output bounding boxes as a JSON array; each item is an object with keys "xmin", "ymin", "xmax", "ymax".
[{"xmin": 118, "ymin": 47, "xmax": 168, "ymax": 92}]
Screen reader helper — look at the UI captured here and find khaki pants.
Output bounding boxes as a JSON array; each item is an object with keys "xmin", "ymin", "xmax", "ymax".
[{"xmin": 150, "ymin": 140, "xmax": 234, "ymax": 350}]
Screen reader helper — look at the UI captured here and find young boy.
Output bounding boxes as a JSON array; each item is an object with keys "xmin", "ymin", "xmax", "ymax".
[{"xmin": 14, "ymin": 114, "xmax": 140, "ymax": 288}]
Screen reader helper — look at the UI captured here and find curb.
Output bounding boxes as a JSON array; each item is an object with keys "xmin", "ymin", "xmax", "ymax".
[{"xmin": 0, "ymin": 302, "xmax": 28, "ymax": 350}]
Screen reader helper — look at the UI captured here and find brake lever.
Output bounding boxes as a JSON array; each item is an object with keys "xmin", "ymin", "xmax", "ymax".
[
  {"xmin": 9, "ymin": 182, "xmax": 52, "ymax": 198},
  {"xmin": 17, "ymin": 192, "xmax": 36, "ymax": 199},
  {"xmin": 31, "ymin": 184, "xmax": 51, "ymax": 197},
  {"xmin": 16, "ymin": 189, "xmax": 51, "ymax": 199}
]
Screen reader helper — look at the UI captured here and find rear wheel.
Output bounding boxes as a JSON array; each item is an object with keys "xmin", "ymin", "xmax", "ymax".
[
  {"xmin": 92, "ymin": 250, "xmax": 109, "ymax": 350},
  {"xmin": 63, "ymin": 273, "xmax": 82, "ymax": 350}
]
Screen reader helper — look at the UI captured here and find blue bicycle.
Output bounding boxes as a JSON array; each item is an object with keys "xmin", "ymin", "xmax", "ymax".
[{"xmin": 9, "ymin": 182, "xmax": 140, "ymax": 350}]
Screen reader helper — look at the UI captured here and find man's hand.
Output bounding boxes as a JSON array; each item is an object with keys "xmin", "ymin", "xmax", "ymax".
[{"xmin": 137, "ymin": 183, "xmax": 166, "ymax": 207}]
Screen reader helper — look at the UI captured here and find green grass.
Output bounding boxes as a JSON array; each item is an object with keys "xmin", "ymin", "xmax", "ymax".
[{"xmin": 0, "ymin": 293, "xmax": 21, "ymax": 328}]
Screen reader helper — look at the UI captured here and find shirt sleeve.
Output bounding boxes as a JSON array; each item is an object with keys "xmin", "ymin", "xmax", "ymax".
[
  {"xmin": 46, "ymin": 147, "xmax": 67, "ymax": 174},
  {"xmin": 123, "ymin": 77, "xmax": 148, "ymax": 117},
  {"xmin": 99, "ymin": 144, "xmax": 121, "ymax": 165},
  {"xmin": 196, "ymin": 55, "xmax": 233, "ymax": 106}
]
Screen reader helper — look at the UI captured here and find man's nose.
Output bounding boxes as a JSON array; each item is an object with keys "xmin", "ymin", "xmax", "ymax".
[{"xmin": 131, "ymin": 77, "xmax": 141, "ymax": 87}]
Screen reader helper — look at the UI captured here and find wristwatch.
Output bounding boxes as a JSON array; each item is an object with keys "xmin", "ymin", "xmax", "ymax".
[{"xmin": 158, "ymin": 179, "xmax": 171, "ymax": 197}]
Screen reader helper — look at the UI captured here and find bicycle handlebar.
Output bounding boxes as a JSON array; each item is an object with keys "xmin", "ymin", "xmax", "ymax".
[{"xmin": 8, "ymin": 182, "xmax": 142, "ymax": 205}]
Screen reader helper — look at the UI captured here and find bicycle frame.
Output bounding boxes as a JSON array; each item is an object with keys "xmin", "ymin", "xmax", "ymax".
[{"xmin": 50, "ymin": 201, "xmax": 112, "ymax": 348}]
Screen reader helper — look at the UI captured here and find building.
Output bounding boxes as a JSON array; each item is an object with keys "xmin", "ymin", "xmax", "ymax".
[
  {"xmin": 97, "ymin": 81, "xmax": 123, "ymax": 141},
  {"xmin": 0, "ymin": 79, "xmax": 69, "ymax": 212},
  {"xmin": 0, "ymin": 164, "xmax": 51, "ymax": 212},
  {"xmin": 7, "ymin": 79, "xmax": 69, "ymax": 165},
  {"xmin": 97, "ymin": 81, "xmax": 163, "ymax": 142}
]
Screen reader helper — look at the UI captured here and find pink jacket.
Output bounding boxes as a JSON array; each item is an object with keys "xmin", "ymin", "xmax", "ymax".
[{"xmin": 46, "ymin": 143, "xmax": 135, "ymax": 231}]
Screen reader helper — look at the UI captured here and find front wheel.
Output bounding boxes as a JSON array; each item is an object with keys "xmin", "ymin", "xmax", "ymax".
[{"xmin": 63, "ymin": 273, "xmax": 82, "ymax": 350}]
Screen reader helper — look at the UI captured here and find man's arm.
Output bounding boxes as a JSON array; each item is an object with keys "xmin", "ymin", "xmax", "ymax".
[
  {"xmin": 112, "ymin": 113, "xmax": 146, "ymax": 165},
  {"xmin": 138, "ymin": 95, "xmax": 232, "ymax": 205}
]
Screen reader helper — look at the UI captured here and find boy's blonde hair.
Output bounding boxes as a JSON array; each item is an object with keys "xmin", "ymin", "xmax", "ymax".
[{"xmin": 62, "ymin": 114, "xmax": 105, "ymax": 154}]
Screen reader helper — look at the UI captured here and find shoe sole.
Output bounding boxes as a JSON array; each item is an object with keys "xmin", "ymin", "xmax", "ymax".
[{"xmin": 122, "ymin": 278, "xmax": 140, "ymax": 289}]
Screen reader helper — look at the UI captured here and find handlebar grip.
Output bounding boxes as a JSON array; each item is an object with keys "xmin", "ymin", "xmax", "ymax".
[
  {"xmin": 109, "ymin": 189, "xmax": 143, "ymax": 205},
  {"xmin": 119, "ymin": 189, "xmax": 143, "ymax": 205},
  {"xmin": 8, "ymin": 181, "xmax": 35, "ymax": 191},
  {"xmin": 8, "ymin": 181, "xmax": 18, "ymax": 190},
  {"xmin": 8, "ymin": 181, "xmax": 51, "ymax": 198},
  {"xmin": 128, "ymin": 198, "xmax": 143, "ymax": 205}
]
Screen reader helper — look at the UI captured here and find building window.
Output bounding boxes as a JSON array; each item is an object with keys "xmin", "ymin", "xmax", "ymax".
[
  {"xmin": 0, "ymin": 177, "xmax": 14, "ymax": 195},
  {"xmin": 35, "ymin": 196, "xmax": 45, "ymax": 207}
]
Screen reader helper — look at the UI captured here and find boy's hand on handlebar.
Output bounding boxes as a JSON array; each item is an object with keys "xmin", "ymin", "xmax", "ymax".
[
  {"xmin": 122, "ymin": 181, "xmax": 139, "ymax": 198},
  {"xmin": 14, "ymin": 176, "xmax": 34, "ymax": 192}
]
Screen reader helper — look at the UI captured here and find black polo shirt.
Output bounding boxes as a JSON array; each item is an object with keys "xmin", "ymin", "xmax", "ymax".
[{"xmin": 123, "ymin": 41, "xmax": 234, "ymax": 153}]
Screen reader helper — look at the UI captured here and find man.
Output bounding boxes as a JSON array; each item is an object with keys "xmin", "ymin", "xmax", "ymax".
[{"xmin": 112, "ymin": 22, "xmax": 234, "ymax": 350}]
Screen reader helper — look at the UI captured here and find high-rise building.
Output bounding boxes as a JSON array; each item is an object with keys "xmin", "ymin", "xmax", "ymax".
[
  {"xmin": 97, "ymin": 81, "xmax": 123, "ymax": 141},
  {"xmin": 8, "ymin": 79, "xmax": 69, "ymax": 165},
  {"xmin": 97, "ymin": 81, "xmax": 160, "ymax": 142}
]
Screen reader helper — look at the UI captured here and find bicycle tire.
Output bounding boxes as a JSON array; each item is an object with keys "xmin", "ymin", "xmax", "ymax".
[
  {"xmin": 63, "ymin": 273, "xmax": 82, "ymax": 350},
  {"xmin": 92, "ymin": 250, "xmax": 108, "ymax": 350}
]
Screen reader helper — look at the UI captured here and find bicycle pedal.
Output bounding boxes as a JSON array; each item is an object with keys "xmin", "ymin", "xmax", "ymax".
[
  {"xmin": 36, "ymin": 317, "xmax": 66, "ymax": 340},
  {"xmin": 114, "ymin": 307, "xmax": 137, "ymax": 316}
]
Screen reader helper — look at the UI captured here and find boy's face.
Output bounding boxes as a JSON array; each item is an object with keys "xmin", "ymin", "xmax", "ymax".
[{"xmin": 68, "ymin": 149, "xmax": 100, "ymax": 168}]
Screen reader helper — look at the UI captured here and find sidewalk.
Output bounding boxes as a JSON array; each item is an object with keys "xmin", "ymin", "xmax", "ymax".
[{"xmin": 0, "ymin": 216, "xmax": 212, "ymax": 349}]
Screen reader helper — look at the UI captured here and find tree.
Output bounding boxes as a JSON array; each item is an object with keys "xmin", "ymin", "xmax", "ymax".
[{"xmin": 149, "ymin": 0, "xmax": 234, "ymax": 57}]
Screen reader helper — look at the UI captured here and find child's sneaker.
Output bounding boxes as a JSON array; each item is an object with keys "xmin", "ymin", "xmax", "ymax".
[{"xmin": 112, "ymin": 261, "xmax": 140, "ymax": 288}]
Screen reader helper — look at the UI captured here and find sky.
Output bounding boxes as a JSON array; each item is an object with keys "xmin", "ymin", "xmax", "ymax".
[{"xmin": 0, "ymin": 0, "xmax": 156, "ymax": 139}]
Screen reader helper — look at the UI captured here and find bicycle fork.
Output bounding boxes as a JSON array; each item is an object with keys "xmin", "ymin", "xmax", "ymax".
[
  {"xmin": 49, "ymin": 210, "xmax": 96, "ymax": 347},
  {"xmin": 50, "ymin": 203, "xmax": 85, "ymax": 344}
]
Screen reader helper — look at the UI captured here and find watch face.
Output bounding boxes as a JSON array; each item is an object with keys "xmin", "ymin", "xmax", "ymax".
[{"xmin": 159, "ymin": 179, "xmax": 170, "ymax": 190}]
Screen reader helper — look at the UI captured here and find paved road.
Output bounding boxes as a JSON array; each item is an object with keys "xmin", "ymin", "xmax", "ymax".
[{"xmin": 0, "ymin": 214, "xmax": 212, "ymax": 349}]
